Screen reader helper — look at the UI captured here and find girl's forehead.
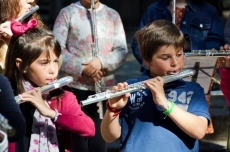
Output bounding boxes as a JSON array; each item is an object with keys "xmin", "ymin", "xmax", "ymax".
[{"xmin": 39, "ymin": 50, "xmax": 58, "ymax": 58}]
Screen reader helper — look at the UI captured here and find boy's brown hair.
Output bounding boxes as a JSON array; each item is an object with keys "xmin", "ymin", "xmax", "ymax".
[{"xmin": 135, "ymin": 19, "xmax": 185, "ymax": 62}]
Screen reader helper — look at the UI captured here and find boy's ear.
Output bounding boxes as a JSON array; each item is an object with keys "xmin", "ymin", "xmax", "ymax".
[
  {"xmin": 15, "ymin": 58, "xmax": 22, "ymax": 70},
  {"xmin": 143, "ymin": 59, "xmax": 151, "ymax": 68}
]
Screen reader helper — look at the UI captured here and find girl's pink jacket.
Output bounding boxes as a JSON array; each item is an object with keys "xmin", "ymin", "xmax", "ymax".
[{"xmin": 49, "ymin": 91, "xmax": 95, "ymax": 151}]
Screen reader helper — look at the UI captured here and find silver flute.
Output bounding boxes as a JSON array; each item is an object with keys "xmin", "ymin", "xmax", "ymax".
[
  {"xmin": 81, "ymin": 69, "xmax": 195, "ymax": 106},
  {"xmin": 15, "ymin": 5, "xmax": 39, "ymax": 22},
  {"xmin": 172, "ymin": 0, "xmax": 176, "ymax": 25},
  {"xmin": 91, "ymin": 0, "xmax": 104, "ymax": 119},
  {"xmin": 184, "ymin": 50, "xmax": 230, "ymax": 57},
  {"xmin": 15, "ymin": 76, "xmax": 73, "ymax": 103}
]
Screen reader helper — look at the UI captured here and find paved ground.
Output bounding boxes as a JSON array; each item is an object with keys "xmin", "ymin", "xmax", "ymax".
[{"xmin": 107, "ymin": 24, "xmax": 230, "ymax": 151}]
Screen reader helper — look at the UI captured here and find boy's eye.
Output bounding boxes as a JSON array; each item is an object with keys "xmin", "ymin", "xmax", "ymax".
[
  {"xmin": 161, "ymin": 56, "xmax": 169, "ymax": 60},
  {"xmin": 177, "ymin": 53, "xmax": 183, "ymax": 57},
  {"xmin": 177, "ymin": 50, "xmax": 184, "ymax": 56}
]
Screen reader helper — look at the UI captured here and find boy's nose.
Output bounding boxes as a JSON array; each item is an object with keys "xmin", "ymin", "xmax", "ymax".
[{"xmin": 171, "ymin": 57, "xmax": 178, "ymax": 67}]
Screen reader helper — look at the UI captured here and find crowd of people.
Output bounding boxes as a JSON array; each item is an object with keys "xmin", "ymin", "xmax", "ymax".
[{"xmin": 0, "ymin": 0, "xmax": 230, "ymax": 152}]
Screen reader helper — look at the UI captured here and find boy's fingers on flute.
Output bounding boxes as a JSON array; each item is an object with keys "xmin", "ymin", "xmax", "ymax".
[{"xmin": 224, "ymin": 44, "xmax": 230, "ymax": 50}]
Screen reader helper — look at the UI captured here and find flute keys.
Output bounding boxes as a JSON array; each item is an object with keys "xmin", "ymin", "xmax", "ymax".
[{"xmin": 105, "ymin": 93, "xmax": 111, "ymax": 99}]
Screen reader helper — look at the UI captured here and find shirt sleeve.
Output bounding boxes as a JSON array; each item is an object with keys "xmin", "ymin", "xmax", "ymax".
[
  {"xmin": 53, "ymin": 91, "xmax": 95, "ymax": 137},
  {"xmin": 0, "ymin": 74, "xmax": 26, "ymax": 142},
  {"xmin": 99, "ymin": 10, "xmax": 128, "ymax": 72},
  {"xmin": 53, "ymin": 8, "xmax": 84, "ymax": 77},
  {"xmin": 187, "ymin": 84, "xmax": 210, "ymax": 121}
]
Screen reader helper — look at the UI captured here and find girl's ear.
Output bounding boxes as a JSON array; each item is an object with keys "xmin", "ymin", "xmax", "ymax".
[
  {"xmin": 15, "ymin": 58, "xmax": 22, "ymax": 70},
  {"xmin": 58, "ymin": 55, "xmax": 63, "ymax": 70}
]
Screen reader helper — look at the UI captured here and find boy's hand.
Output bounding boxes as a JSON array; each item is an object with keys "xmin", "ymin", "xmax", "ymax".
[
  {"xmin": 220, "ymin": 44, "xmax": 230, "ymax": 50},
  {"xmin": 108, "ymin": 82, "xmax": 130, "ymax": 110},
  {"xmin": 144, "ymin": 76, "xmax": 167, "ymax": 106}
]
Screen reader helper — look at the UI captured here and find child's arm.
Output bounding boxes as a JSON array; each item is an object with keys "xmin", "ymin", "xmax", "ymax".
[
  {"xmin": 0, "ymin": 21, "xmax": 12, "ymax": 44},
  {"xmin": 52, "ymin": 91, "xmax": 95, "ymax": 137},
  {"xmin": 163, "ymin": 102, "xmax": 208, "ymax": 139},
  {"xmin": 20, "ymin": 90, "xmax": 95, "ymax": 137},
  {"xmin": 100, "ymin": 108, "xmax": 121, "ymax": 142},
  {"xmin": 0, "ymin": 75, "xmax": 26, "ymax": 142},
  {"xmin": 101, "ymin": 82, "xmax": 130, "ymax": 142},
  {"xmin": 52, "ymin": 8, "xmax": 83, "ymax": 78},
  {"xmin": 98, "ymin": 11, "xmax": 128, "ymax": 73},
  {"xmin": 145, "ymin": 77, "xmax": 208, "ymax": 139}
]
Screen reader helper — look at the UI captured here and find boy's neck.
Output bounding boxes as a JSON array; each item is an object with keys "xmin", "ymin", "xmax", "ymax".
[{"xmin": 80, "ymin": 0, "xmax": 100, "ymax": 9}]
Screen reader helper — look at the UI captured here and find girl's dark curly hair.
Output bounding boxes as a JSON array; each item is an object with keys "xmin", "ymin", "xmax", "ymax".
[{"xmin": 0, "ymin": 0, "xmax": 45, "ymax": 28}]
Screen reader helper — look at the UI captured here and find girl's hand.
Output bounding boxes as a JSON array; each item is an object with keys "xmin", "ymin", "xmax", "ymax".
[
  {"xmin": 107, "ymin": 82, "xmax": 130, "ymax": 110},
  {"xmin": 0, "ymin": 21, "xmax": 13, "ymax": 41},
  {"xmin": 82, "ymin": 57, "xmax": 102, "ymax": 77},
  {"xmin": 92, "ymin": 70, "xmax": 106, "ymax": 82},
  {"xmin": 144, "ymin": 76, "xmax": 167, "ymax": 106},
  {"xmin": 19, "ymin": 88, "xmax": 56, "ymax": 118}
]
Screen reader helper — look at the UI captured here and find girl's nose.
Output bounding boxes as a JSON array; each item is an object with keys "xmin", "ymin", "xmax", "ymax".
[{"xmin": 49, "ymin": 63, "xmax": 55, "ymax": 74}]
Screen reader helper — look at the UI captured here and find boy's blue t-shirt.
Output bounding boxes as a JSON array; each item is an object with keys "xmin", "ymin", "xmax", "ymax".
[{"xmin": 119, "ymin": 70, "xmax": 210, "ymax": 152}]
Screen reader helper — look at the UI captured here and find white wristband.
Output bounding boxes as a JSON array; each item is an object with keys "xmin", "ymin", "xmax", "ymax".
[{"xmin": 53, "ymin": 109, "xmax": 62, "ymax": 122}]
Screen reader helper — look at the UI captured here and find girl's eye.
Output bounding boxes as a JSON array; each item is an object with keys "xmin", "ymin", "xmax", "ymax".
[
  {"xmin": 54, "ymin": 59, "xmax": 59, "ymax": 63},
  {"xmin": 41, "ymin": 62, "xmax": 48, "ymax": 65}
]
